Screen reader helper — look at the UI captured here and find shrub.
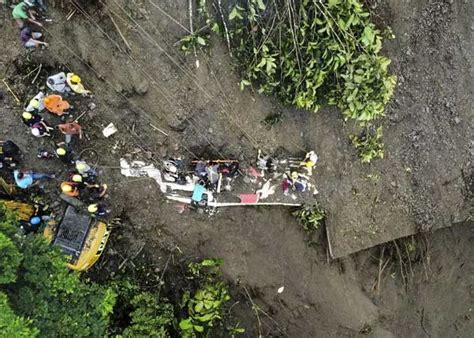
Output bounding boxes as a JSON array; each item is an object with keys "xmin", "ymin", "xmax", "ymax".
[
  {"xmin": 225, "ymin": 0, "xmax": 396, "ymax": 161},
  {"xmin": 293, "ymin": 204, "xmax": 326, "ymax": 237}
]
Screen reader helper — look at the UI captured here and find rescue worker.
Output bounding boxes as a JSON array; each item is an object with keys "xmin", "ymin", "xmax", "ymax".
[
  {"xmin": 85, "ymin": 183, "xmax": 108, "ymax": 201},
  {"xmin": 56, "ymin": 144, "xmax": 74, "ymax": 164},
  {"xmin": 281, "ymin": 173, "xmax": 292, "ymax": 195},
  {"xmin": 0, "ymin": 140, "xmax": 21, "ymax": 169},
  {"xmin": 299, "ymin": 151, "xmax": 318, "ymax": 176},
  {"xmin": 87, "ymin": 203, "xmax": 108, "ymax": 217},
  {"xmin": 75, "ymin": 160, "xmax": 95, "ymax": 177},
  {"xmin": 291, "ymin": 171, "xmax": 308, "ymax": 193},
  {"xmin": 46, "ymin": 72, "xmax": 70, "ymax": 93},
  {"xmin": 14, "ymin": 169, "xmax": 54, "ymax": 189},
  {"xmin": 19, "ymin": 25, "xmax": 47, "ymax": 49},
  {"xmin": 66, "ymin": 73, "xmax": 91, "ymax": 96},
  {"xmin": 31, "ymin": 121, "xmax": 53, "ymax": 137},
  {"xmin": 21, "ymin": 111, "xmax": 42, "ymax": 127},
  {"xmin": 60, "ymin": 182, "xmax": 81, "ymax": 197},
  {"xmin": 12, "ymin": 1, "xmax": 42, "ymax": 28},
  {"xmin": 25, "ymin": 91, "xmax": 45, "ymax": 112},
  {"xmin": 44, "ymin": 95, "xmax": 70, "ymax": 116},
  {"xmin": 58, "ymin": 122, "xmax": 82, "ymax": 143}
]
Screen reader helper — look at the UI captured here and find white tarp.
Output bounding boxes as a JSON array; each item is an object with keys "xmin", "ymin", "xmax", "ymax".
[{"xmin": 120, "ymin": 159, "xmax": 195, "ymax": 193}]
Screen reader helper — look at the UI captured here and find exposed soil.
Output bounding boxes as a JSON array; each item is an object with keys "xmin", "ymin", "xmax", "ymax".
[{"xmin": 0, "ymin": 0, "xmax": 472, "ymax": 336}]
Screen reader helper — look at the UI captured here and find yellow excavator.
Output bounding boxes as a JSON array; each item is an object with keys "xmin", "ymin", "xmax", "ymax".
[{"xmin": 1, "ymin": 198, "xmax": 111, "ymax": 271}]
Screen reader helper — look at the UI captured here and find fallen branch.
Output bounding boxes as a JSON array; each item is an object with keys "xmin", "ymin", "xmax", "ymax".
[
  {"xmin": 107, "ymin": 11, "xmax": 132, "ymax": 51},
  {"xmin": 31, "ymin": 63, "xmax": 42, "ymax": 84},
  {"xmin": 216, "ymin": 0, "xmax": 232, "ymax": 57},
  {"xmin": 66, "ymin": 9, "xmax": 77, "ymax": 21},
  {"xmin": 150, "ymin": 123, "xmax": 169, "ymax": 136},
  {"xmin": 23, "ymin": 64, "xmax": 40, "ymax": 79},
  {"xmin": 242, "ymin": 286, "xmax": 263, "ymax": 338},
  {"xmin": 2, "ymin": 78, "xmax": 21, "ymax": 104},
  {"xmin": 188, "ymin": 0, "xmax": 199, "ymax": 68}
]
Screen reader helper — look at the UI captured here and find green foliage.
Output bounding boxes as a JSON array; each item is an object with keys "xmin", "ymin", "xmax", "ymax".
[
  {"xmin": 122, "ymin": 292, "xmax": 174, "ymax": 337},
  {"xmin": 350, "ymin": 126, "xmax": 384, "ymax": 163},
  {"xmin": 179, "ymin": 258, "xmax": 235, "ymax": 337},
  {"xmin": 0, "ymin": 232, "xmax": 22, "ymax": 284},
  {"xmin": 180, "ymin": 0, "xmax": 217, "ymax": 55},
  {"xmin": 225, "ymin": 0, "xmax": 396, "ymax": 161},
  {"xmin": 0, "ymin": 204, "xmax": 116, "ymax": 337},
  {"xmin": 0, "ymin": 292, "xmax": 39, "ymax": 337},
  {"xmin": 293, "ymin": 204, "xmax": 326, "ymax": 237}
]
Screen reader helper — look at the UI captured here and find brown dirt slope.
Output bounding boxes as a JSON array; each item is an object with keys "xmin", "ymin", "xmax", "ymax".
[{"xmin": 0, "ymin": 0, "xmax": 472, "ymax": 336}]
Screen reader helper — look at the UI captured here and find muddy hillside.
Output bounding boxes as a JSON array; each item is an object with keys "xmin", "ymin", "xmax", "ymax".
[{"xmin": 0, "ymin": 0, "xmax": 472, "ymax": 336}]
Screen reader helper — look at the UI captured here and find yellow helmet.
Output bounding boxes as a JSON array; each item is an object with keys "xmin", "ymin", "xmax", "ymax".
[
  {"xmin": 30, "ymin": 99, "xmax": 39, "ymax": 108},
  {"xmin": 56, "ymin": 147, "xmax": 66, "ymax": 156},
  {"xmin": 87, "ymin": 204, "xmax": 98, "ymax": 213},
  {"xmin": 71, "ymin": 74, "xmax": 81, "ymax": 84},
  {"xmin": 61, "ymin": 184, "xmax": 73, "ymax": 193},
  {"xmin": 72, "ymin": 174, "xmax": 83, "ymax": 183},
  {"xmin": 76, "ymin": 162, "xmax": 87, "ymax": 171},
  {"xmin": 291, "ymin": 171, "xmax": 298, "ymax": 179},
  {"xmin": 22, "ymin": 111, "xmax": 33, "ymax": 119}
]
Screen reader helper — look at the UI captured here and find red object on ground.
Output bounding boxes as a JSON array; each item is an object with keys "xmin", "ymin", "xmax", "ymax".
[
  {"xmin": 239, "ymin": 194, "xmax": 259, "ymax": 204},
  {"xmin": 247, "ymin": 166, "xmax": 263, "ymax": 177}
]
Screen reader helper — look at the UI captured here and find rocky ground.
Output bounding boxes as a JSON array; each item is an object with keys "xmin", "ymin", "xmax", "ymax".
[{"xmin": 0, "ymin": 0, "xmax": 472, "ymax": 336}]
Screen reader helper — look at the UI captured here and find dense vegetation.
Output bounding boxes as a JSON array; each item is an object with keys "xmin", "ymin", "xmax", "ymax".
[
  {"xmin": 0, "ymin": 203, "xmax": 239, "ymax": 337},
  {"xmin": 182, "ymin": 0, "xmax": 396, "ymax": 162}
]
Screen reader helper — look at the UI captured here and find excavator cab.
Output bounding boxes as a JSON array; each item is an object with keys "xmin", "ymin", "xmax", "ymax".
[
  {"xmin": 44, "ymin": 206, "xmax": 112, "ymax": 271},
  {"xmin": 1, "ymin": 199, "xmax": 111, "ymax": 272}
]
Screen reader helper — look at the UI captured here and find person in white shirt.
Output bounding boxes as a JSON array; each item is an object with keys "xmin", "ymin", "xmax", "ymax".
[
  {"xmin": 25, "ymin": 91, "xmax": 45, "ymax": 112},
  {"xmin": 46, "ymin": 72, "xmax": 70, "ymax": 93}
]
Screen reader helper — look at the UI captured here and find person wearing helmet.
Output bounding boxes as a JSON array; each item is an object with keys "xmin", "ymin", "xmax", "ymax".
[
  {"xmin": 60, "ymin": 182, "xmax": 80, "ymax": 197},
  {"xmin": 75, "ymin": 160, "xmax": 96, "ymax": 176},
  {"xmin": 12, "ymin": 1, "xmax": 42, "ymax": 28},
  {"xmin": 30, "ymin": 121, "xmax": 53, "ymax": 137},
  {"xmin": 46, "ymin": 72, "xmax": 71, "ymax": 93},
  {"xmin": 56, "ymin": 143, "xmax": 74, "ymax": 164},
  {"xmin": 299, "ymin": 150, "xmax": 318, "ymax": 176},
  {"xmin": 44, "ymin": 94, "xmax": 71, "ymax": 116},
  {"xmin": 66, "ymin": 73, "xmax": 91, "ymax": 96},
  {"xmin": 25, "ymin": 91, "xmax": 45, "ymax": 112},
  {"xmin": 21, "ymin": 111, "xmax": 42, "ymax": 127},
  {"xmin": 87, "ymin": 203, "xmax": 108, "ymax": 217},
  {"xmin": 14, "ymin": 169, "xmax": 54, "ymax": 189}
]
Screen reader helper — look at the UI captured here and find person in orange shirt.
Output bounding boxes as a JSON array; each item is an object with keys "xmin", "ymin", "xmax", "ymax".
[
  {"xmin": 44, "ymin": 95, "xmax": 70, "ymax": 116},
  {"xmin": 58, "ymin": 122, "xmax": 82, "ymax": 143},
  {"xmin": 60, "ymin": 182, "xmax": 81, "ymax": 197}
]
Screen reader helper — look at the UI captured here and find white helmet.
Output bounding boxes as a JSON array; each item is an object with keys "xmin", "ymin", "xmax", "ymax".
[
  {"xmin": 24, "ymin": 0, "xmax": 35, "ymax": 7},
  {"xmin": 31, "ymin": 128, "xmax": 41, "ymax": 137},
  {"xmin": 163, "ymin": 160, "xmax": 177, "ymax": 173}
]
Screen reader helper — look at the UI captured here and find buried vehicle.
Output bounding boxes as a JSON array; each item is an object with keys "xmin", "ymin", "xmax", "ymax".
[
  {"xmin": 44, "ymin": 206, "xmax": 112, "ymax": 271},
  {"xmin": 2, "ymin": 198, "xmax": 111, "ymax": 271}
]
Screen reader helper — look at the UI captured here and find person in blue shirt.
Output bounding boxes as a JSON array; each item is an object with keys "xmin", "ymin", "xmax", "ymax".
[{"xmin": 13, "ymin": 170, "xmax": 54, "ymax": 189}]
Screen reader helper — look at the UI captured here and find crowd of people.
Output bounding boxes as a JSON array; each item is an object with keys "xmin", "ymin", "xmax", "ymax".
[
  {"xmin": 12, "ymin": 0, "xmax": 48, "ymax": 49},
  {"xmin": 1, "ymin": 69, "xmax": 110, "ymax": 231}
]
